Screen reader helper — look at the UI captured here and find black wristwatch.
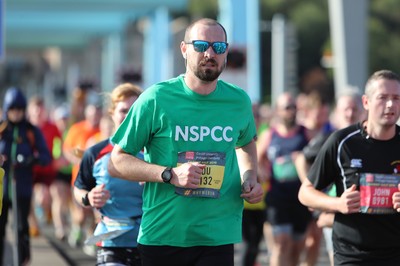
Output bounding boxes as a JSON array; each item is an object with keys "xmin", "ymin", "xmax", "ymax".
[
  {"xmin": 161, "ymin": 167, "xmax": 173, "ymax": 183},
  {"xmin": 82, "ymin": 192, "xmax": 90, "ymax": 206}
]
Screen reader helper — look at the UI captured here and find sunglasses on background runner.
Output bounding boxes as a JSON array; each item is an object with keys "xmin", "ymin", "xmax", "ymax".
[
  {"xmin": 284, "ymin": 104, "xmax": 297, "ymax": 111},
  {"xmin": 185, "ymin": 40, "xmax": 229, "ymax": 54}
]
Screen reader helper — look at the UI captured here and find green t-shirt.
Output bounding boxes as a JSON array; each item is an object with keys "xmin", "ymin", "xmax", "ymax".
[{"xmin": 111, "ymin": 75, "xmax": 257, "ymax": 247}]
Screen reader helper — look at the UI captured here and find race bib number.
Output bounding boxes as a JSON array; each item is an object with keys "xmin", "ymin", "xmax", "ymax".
[
  {"xmin": 175, "ymin": 151, "xmax": 226, "ymax": 198},
  {"xmin": 272, "ymin": 155, "xmax": 298, "ymax": 182},
  {"xmin": 359, "ymin": 173, "xmax": 400, "ymax": 214}
]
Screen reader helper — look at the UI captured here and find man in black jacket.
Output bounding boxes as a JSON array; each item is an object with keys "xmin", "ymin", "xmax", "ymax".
[{"xmin": 0, "ymin": 87, "xmax": 51, "ymax": 265}]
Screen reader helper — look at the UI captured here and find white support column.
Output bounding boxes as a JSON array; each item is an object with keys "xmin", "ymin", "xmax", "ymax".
[
  {"xmin": 66, "ymin": 62, "xmax": 79, "ymax": 101},
  {"xmin": 219, "ymin": 0, "xmax": 261, "ymax": 103},
  {"xmin": 101, "ymin": 33, "xmax": 121, "ymax": 91},
  {"xmin": 218, "ymin": 0, "xmax": 234, "ymax": 44},
  {"xmin": 246, "ymin": 0, "xmax": 261, "ymax": 103},
  {"xmin": 271, "ymin": 14, "xmax": 286, "ymax": 105},
  {"xmin": 143, "ymin": 7, "xmax": 171, "ymax": 89},
  {"xmin": 328, "ymin": 0, "xmax": 368, "ymax": 97}
]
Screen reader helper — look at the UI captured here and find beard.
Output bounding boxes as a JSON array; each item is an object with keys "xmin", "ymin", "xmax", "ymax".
[
  {"xmin": 193, "ymin": 58, "xmax": 225, "ymax": 82},
  {"xmin": 283, "ymin": 115, "xmax": 297, "ymax": 128}
]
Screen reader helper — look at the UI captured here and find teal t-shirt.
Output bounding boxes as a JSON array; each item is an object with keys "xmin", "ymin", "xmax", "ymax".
[{"xmin": 111, "ymin": 75, "xmax": 257, "ymax": 247}]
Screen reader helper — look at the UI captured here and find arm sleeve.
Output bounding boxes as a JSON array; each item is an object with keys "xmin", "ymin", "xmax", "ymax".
[
  {"xmin": 303, "ymin": 132, "xmax": 331, "ymax": 164},
  {"xmin": 74, "ymin": 145, "xmax": 96, "ymax": 190},
  {"xmin": 33, "ymin": 127, "xmax": 52, "ymax": 166},
  {"xmin": 236, "ymin": 95, "xmax": 257, "ymax": 148},
  {"xmin": 111, "ymin": 92, "xmax": 154, "ymax": 156},
  {"xmin": 307, "ymin": 132, "xmax": 340, "ymax": 192}
]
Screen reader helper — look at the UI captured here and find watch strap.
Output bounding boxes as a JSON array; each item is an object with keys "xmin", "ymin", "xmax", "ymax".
[{"xmin": 82, "ymin": 192, "xmax": 90, "ymax": 206}]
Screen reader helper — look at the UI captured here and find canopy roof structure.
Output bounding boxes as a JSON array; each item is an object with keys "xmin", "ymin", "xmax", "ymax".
[{"xmin": 5, "ymin": 0, "xmax": 188, "ymax": 48}]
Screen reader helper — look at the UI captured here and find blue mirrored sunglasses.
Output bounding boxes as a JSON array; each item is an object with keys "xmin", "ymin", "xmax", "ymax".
[{"xmin": 186, "ymin": 40, "xmax": 228, "ymax": 54}]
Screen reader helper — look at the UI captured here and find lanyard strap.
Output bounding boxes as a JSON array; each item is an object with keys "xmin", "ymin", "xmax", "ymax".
[{"xmin": 8, "ymin": 127, "xmax": 19, "ymax": 200}]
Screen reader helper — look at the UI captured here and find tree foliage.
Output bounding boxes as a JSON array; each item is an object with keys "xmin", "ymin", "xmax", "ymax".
[
  {"xmin": 188, "ymin": 0, "xmax": 219, "ymax": 19},
  {"xmin": 187, "ymin": 0, "xmax": 400, "ymax": 98},
  {"xmin": 369, "ymin": 0, "xmax": 400, "ymax": 73}
]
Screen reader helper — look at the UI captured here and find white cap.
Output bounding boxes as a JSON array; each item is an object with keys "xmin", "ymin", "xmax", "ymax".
[{"xmin": 54, "ymin": 104, "xmax": 70, "ymax": 120}]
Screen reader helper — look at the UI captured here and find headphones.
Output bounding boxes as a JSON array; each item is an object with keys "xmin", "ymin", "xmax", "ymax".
[{"xmin": 360, "ymin": 125, "xmax": 370, "ymax": 139}]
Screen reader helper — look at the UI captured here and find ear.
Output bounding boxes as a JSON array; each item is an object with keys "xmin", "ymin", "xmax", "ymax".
[
  {"xmin": 361, "ymin": 94, "xmax": 369, "ymax": 111},
  {"xmin": 180, "ymin": 41, "xmax": 187, "ymax": 59}
]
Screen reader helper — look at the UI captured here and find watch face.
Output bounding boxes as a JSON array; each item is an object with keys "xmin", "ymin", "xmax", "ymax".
[
  {"xmin": 162, "ymin": 168, "xmax": 172, "ymax": 183},
  {"xmin": 82, "ymin": 193, "xmax": 90, "ymax": 206}
]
